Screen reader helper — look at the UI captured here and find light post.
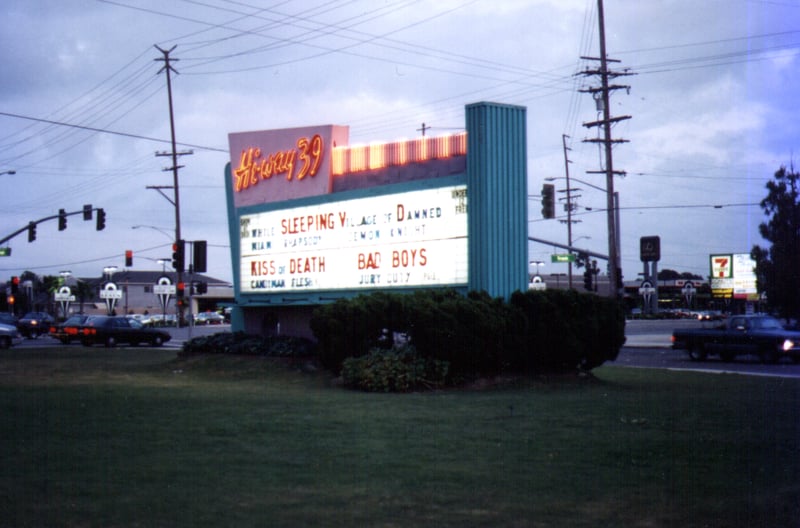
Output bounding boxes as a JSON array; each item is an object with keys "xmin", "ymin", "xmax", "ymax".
[
  {"xmin": 529, "ymin": 260, "xmax": 544, "ymax": 278},
  {"xmin": 132, "ymin": 225, "xmax": 173, "ymax": 241},
  {"xmin": 546, "ymin": 176, "xmax": 620, "ymax": 294},
  {"xmin": 103, "ymin": 266, "xmax": 118, "ymax": 281}
]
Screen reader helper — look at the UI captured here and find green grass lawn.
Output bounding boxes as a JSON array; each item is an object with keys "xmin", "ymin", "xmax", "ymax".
[{"xmin": 1, "ymin": 347, "xmax": 798, "ymax": 527}]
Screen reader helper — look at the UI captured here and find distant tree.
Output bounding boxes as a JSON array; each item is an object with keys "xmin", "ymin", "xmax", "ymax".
[
  {"xmin": 658, "ymin": 269, "xmax": 703, "ymax": 281},
  {"xmin": 751, "ymin": 164, "xmax": 800, "ymax": 321},
  {"xmin": 73, "ymin": 280, "xmax": 94, "ymax": 314}
]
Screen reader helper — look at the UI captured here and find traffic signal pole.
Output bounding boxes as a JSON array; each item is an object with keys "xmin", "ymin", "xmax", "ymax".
[{"xmin": 0, "ymin": 206, "xmax": 103, "ymax": 245}]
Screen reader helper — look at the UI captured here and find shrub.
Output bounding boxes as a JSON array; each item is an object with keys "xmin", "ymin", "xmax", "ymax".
[
  {"xmin": 180, "ymin": 332, "xmax": 315, "ymax": 358},
  {"xmin": 310, "ymin": 292, "xmax": 406, "ymax": 374},
  {"xmin": 311, "ymin": 288, "xmax": 626, "ymax": 385},
  {"xmin": 403, "ymin": 290, "xmax": 509, "ymax": 379},
  {"xmin": 508, "ymin": 289, "xmax": 625, "ymax": 372},
  {"xmin": 341, "ymin": 344, "xmax": 449, "ymax": 392}
]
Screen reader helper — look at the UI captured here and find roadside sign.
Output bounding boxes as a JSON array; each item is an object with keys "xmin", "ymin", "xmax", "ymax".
[
  {"xmin": 640, "ymin": 236, "xmax": 660, "ymax": 262},
  {"xmin": 528, "ymin": 275, "xmax": 546, "ymax": 291},
  {"xmin": 154, "ymin": 284, "xmax": 176, "ymax": 295},
  {"xmin": 0, "ymin": 247, "xmax": 10, "ymax": 257},
  {"xmin": 551, "ymin": 254, "xmax": 576, "ymax": 263}
]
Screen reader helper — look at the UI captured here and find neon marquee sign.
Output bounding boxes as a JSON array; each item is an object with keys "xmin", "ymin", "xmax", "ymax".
[{"xmin": 233, "ymin": 134, "xmax": 324, "ymax": 193}]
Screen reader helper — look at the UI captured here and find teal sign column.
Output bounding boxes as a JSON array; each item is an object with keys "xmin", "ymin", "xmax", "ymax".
[{"xmin": 465, "ymin": 102, "xmax": 529, "ymax": 299}]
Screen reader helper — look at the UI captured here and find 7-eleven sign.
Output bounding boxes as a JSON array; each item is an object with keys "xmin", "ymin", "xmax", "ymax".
[{"xmin": 710, "ymin": 254, "xmax": 733, "ymax": 278}]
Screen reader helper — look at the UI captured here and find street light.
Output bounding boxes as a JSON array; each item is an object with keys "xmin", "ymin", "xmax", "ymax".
[
  {"xmin": 545, "ymin": 176, "xmax": 620, "ymax": 294},
  {"xmin": 132, "ymin": 225, "xmax": 173, "ymax": 241},
  {"xmin": 103, "ymin": 266, "xmax": 118, "ymax": 281},
  {"xmin": 546, "ymin": 176, "xmax": 605, "ymax": 193}
]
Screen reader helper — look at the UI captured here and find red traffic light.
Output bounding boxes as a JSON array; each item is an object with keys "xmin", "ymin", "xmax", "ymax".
[{"xmin": 125, "ymin": 250, "xmax": 133, "ymax": 267}]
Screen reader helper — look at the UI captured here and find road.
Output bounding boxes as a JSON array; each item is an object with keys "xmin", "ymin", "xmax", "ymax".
[{"xmin": 11, "ymin": 318, "xmax": 800, "ymax": 379}]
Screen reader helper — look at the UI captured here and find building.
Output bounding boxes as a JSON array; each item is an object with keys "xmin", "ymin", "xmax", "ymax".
[{"xmin": 65, "ymin": 271, "xmax": 232, "ymax": 317}]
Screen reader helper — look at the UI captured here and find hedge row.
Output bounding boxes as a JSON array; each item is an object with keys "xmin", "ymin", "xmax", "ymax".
[
  {"xmin": 310, "ymin": 289, "xmax": 625, "ymax": 381},
  {"xmin": 180, "ymin": 332, "xmax": 316, "ymax": 358}
]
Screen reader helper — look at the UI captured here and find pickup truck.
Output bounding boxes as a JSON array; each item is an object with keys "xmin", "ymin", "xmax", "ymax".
[{"xmin": 672, "ymin": 315, "xmax": 800, "ymax": 363}]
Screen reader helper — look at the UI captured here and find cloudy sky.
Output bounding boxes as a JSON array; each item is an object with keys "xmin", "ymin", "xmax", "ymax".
[{"xmin": 1, "ymin": 0, "xmax": 797, "ymax": 284}]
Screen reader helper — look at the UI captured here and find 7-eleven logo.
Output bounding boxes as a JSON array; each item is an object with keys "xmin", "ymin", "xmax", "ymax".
[{"xmin": 711, "ymin": 255, "xmax": 733, "ymax": 278}]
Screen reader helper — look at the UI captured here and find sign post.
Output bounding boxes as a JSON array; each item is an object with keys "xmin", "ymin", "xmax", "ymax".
[
  {"xmin": 639, "ymin": 236, "xmax": 661, "ymax": 314},
  {"xmin": 154, "ymin": 276, "xmax": 176, "ymax": 325},
  {"xmin": 99, "ymin": 282, "xmax": 123, "ymax": 315}
]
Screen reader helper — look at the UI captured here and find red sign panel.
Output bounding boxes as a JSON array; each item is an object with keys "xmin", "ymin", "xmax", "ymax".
[{"xmin": 228, "ymin": 125, "xmax": 349, "ymax": 207}]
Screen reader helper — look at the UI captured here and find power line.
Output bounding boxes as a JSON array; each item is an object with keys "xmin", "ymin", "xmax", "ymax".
[{"xmin": 0, "ymin": 111, "xmax": 227, "ymax": 153}]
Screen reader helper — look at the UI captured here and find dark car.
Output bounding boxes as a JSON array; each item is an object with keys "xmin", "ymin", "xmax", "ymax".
[
  {"xmin": 49, "ymin": 314, "xmax": 92, "ymax": 344},
  {"xmin": 18, "ymin": 312, "xmax": 56, "ymax": 338},
  {"xmin": 672, "ymin": 314, "xmax": 800, "ymax": 363},
  {"xmin": 80, "ymin": 316, "xmax": 171, "ymax": 348}
]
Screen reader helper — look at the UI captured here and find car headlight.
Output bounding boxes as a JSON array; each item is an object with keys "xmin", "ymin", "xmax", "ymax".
[{"xmin": 783, "ymin": 339, "xmax": 795, "ymax": 352}]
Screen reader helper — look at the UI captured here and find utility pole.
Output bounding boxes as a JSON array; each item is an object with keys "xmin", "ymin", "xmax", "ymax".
[
  {"xmin": 562, "ymin": 134, "xmax": 575, "ymax": 289},
  {"xmin": 579, "ymin": 0, "xmax": 633, "ymax": 297},
  {"xmin": 154, "ymin": 45, "xmax": 192, "ymax": 325}
]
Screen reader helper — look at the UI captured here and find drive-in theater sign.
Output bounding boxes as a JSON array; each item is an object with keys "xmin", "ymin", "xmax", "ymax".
[{"xmin": 225, "ymin": 102, "xmax": 529, "ymax": 337}]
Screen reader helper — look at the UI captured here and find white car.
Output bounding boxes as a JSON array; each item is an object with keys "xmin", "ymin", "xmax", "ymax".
[{"xmin": 0, "ymin": 322, "xmax": 23, "ymax": 349}]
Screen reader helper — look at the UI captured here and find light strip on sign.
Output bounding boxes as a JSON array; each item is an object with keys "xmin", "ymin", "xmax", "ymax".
[
  {"xmin": 332, "ymin": 132, "xmax": 467, "ymax": 176},
  {"xmin": 239, "ymin": 184, "xmax": 468, "ymax": 293}
]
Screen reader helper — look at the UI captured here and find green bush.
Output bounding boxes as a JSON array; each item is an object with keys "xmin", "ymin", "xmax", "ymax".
[
  {"xmin": 341, "ymin": 345, "xmax": 449, "ymax": 392},
  {"xmin": 403, "ymin": 290, "xmax": 509, "ymax": 379},
  {"xmin": 310, "ymin": 292, "xmax": 407, "ymax": 374},
  {"xmin": 180, "ymin": 332, "xmax": 315, "ymax": 358},
  {"xmin": 311, "ymin": 288, "xmax": 626, "ymax": 384},
  {"xmin": 508, "ymin": 289, "xmax": 625, "ymax": 372}
]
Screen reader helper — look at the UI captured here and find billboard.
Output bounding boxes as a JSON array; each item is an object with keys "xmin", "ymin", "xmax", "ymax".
[
  {"xmin": 239, "ymin": 184, "xmax": 468, "ymax": 293},
  {"xmin": 710, "ymin": 253, "xmax": 757, "ymax": 299}
]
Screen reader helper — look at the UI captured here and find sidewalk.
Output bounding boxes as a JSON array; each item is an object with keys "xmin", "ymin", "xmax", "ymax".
[{"xmin": 624, "ymin": 333, "xmax": 671, "ymax": 348}]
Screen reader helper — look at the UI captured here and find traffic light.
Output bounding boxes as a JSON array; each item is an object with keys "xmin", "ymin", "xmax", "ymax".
[
  {"xmin": 11, "ymin": 276, "xmax": 19, "ymax": 295},
  {"xmin": 83, "ymin": 204, "xmax": 93, "ymax": 221},
  {"xmin": 96, "ymin": 208, "xmax": 106, "ymax": 231},
  {"xmin": 176, "ymin": 281, "xmax": 185, "ymax": 299},
  {"xmin": 583, "ymin": 269, "xmax": 593, "ymax": 291},
  {"xmin": 58, "ymin": 209, "xmax": 67, "ymax": 231},
  {"xmin": 541, "ymin": 183, "xmax": 555, "ymax": 219},
  {"xmin": 172, "ymin": 240, "xmax": 185, "ymax": 271},
  {"xmin": 27, "ymin": 222, "xmax": 36, "ymax": 242},
  {"xmin": 125, "ymin": 250, "xmax": 133, "ymax": 268},
  {"xmin": 194, "ymin": 281, "xmax": 207, "ymax": 294},
  {"xmin": 193, "ymin": 240, "xmax": 207, "ymax": 273}
]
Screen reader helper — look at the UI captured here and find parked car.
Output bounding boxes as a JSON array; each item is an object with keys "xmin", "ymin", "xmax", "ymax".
[
  {"xmin": 126, "ymin": 313, "xmax": 154, "ymax": 326},
  {"xmin": 79, "ymin": 316, "xmax": 171, "ymax": 348},
  {"xmin": 0, "ymin": 313, "xmax": 19, "ymax": 328},
  {"xmin": 195, "ymin": 311, "xmax": 225, "ymax": 325},
  {"xmin": 49, "ymin": 314, "xmax": 92, "ymax": 344},
  {"xmin": 18, "ymin": 312, "xmax": 56, "ymax": 338},
  {"xmin": 0, "ymin": 322, "xmax": 22, "ymax": 349}
]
